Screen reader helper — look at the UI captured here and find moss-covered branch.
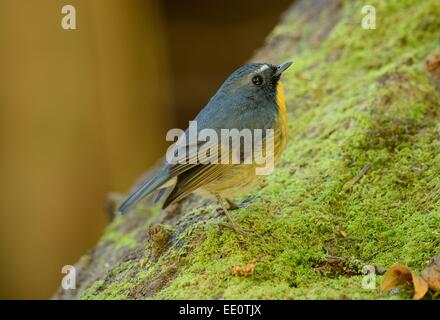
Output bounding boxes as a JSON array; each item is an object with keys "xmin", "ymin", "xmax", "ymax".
[{"xmin": 54, "ymin": 0, "xmax": 440, "ymax": 300}]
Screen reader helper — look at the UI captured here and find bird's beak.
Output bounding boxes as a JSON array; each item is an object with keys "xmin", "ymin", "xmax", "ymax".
[{"xmin": 273, "ymin": 61, "xmax": 293, "ymax": 77}]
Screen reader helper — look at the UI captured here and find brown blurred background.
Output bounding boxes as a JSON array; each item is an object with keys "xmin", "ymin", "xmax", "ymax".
[{"xmin": 0, "ymin": 0, "xmax": 291, "ymax": 299}]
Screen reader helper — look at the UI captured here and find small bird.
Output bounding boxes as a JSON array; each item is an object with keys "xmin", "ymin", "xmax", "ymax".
[{"xmin": 118, "ymin": 61, "xmax": 292, "ymax": 234}]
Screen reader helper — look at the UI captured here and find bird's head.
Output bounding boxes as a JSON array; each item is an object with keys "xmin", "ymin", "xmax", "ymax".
[{"xmin": 218, "ymin": 61, "xmax": 292, "ymax": 105}]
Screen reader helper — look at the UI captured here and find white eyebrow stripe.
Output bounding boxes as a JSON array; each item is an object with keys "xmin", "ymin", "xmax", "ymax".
[{"xmin": 255, "ymin": 64, "xmax": 269, "ymax": 73}]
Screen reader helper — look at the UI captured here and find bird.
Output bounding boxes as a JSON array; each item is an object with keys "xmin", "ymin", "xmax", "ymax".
[{"xmin": 118, "ymin": 61, "xmax": 292, "ymax": 235}]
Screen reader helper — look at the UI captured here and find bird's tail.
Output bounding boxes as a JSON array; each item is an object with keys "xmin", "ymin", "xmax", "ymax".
[{"xmin": 118, "ymin": 172, "xmax": 169, "ymax": 214}]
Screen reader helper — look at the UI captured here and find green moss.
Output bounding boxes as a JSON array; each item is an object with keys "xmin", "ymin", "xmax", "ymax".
[
  {"xmin": 79, "ymin": 280, "xmax": 105, "ymax": 300},
  {"xmin": 101, "ymin": 221, "xmax": 138, "ymax": 250},
  {"xmin": 85, "ymin": 280, "xmax": 133, "ymax": 300},
  {"xmin": 80, "ymin": 261, "xmax": 141, "ymax": 300},
  {"xmin": 79, "ymin": 0, "xmax": 440, "ymax": 300}
]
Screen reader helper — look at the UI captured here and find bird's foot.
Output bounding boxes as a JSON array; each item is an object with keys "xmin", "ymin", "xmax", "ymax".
[
  {"xmin": 217, "ymin": 221, "xmax": 260, "ymax": 237},
  {"xmin": 214, "ymin": 193, "xmax": 260, "ymax": 237}
]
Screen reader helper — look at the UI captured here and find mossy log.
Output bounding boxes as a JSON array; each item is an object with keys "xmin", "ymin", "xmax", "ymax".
[{"xmin": 54, "ymin": 0, "xmax": 440, "ymax": 300}]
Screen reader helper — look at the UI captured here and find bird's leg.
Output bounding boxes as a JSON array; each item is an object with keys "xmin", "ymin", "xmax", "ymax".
[
  {"xmin": 215, "ymin": 194, "xmax": 257, "ymax": 236},
  {"xmin": 225, "ymin": 198, "xmax": 239, "ymax": 210},
  {"xmin": 225, "ymin": 195, "xmax": 261, "ymax": 211}
]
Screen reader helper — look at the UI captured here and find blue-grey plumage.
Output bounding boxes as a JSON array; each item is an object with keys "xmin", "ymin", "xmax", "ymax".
[{"xmin": 118, "ymin": 62, "xmax": 292, "ymax": 216}]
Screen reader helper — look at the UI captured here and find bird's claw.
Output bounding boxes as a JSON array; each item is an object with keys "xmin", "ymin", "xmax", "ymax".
[{"xmin": 217, "ymin": 222, "xmax": 260, "ymax": 237}]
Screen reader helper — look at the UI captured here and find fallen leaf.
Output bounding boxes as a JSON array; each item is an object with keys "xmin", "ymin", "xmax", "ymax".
[
  {"xmin": 412, "ymin": 273, "xmax": 429, "ymax": 300},
  {"xmin": 231, "ymin": 260, "xmax": 257, "ymax": 277},
  {"xmin": 421, "ymin": 254, "xmax": 440, "ymax": 291},
  {"xmin": 139, "ymin": 258, "xmax": 148, "ymax": 268},
  {"xmin": 381, "ymin": 264, "xmax": 412, "ymax": 290},
  {"xmin": 426, "ymin": 53, "xmax": 440, "ymax": 72},
  {"xmin": 339, "ymin": 229, "xmax": 348, "ymax": 238},
  {"xmin": 380, "ymin": 264, "xmax": 428, "ymax": 300}
]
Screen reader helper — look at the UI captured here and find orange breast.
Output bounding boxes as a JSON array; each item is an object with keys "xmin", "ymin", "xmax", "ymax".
[{"xmin": 275, "ymin": 81, "xmax": 288, "ymax": 160}]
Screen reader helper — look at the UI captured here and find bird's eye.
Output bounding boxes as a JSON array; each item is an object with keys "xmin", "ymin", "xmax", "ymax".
[{"xmin": 252, "ymin": 75, "xmax": 263, "ymax": 86}]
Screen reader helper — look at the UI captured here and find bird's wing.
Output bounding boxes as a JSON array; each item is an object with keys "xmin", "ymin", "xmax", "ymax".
[
  {"xmin": 162, "ymin": 125, "xmax": 285, "ymax": 208},
  {"xmin": 118, "ymin": 139, "xmax": 222, "ymax": 213},
  {"xmin": 162, "ymin": 162, "xmax": 233, "ymax": 208}
]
